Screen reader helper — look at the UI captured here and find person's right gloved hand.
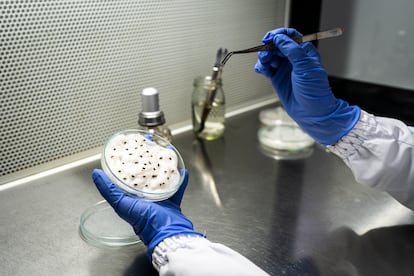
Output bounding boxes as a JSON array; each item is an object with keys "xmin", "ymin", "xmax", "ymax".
[
  {"xmin": 92, "ymin": 169, "xmax": 203, "ymax": 259},
  {"xmin": 254, "ymin": 28, "xmax": 360, "ymax": 146}
]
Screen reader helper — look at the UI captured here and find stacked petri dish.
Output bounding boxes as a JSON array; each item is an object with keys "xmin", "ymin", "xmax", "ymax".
[
  {"xmin": 258, "ymin": 104, "xmax": 315, "ymax": 160},
  {"xmin": 80, "ymin": 129, "xmax": 186, "ymax": 247}
]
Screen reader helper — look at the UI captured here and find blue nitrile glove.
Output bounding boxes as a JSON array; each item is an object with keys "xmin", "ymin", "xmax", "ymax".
[
  {"xmin": 92, "ymin": 168, "xmax": 203, "ymax": 258},
  {"xmin": 254, "ymin": 28, "xmax": 361, "ymax": 146}
]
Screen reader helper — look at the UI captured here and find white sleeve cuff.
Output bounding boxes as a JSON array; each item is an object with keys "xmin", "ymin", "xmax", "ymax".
[
  {"xmin": 152, "ymin": 234, "xmax": 270, "ymax": 275},
  {"xmin": 327, "ymin": 110, "xmax": 374, "ymax": 166},
  {"xmin": 152, "ymin": 234, "xmax": 204, "ymax": 271},
  {"xmin": 327, "ymin": 110, "xmax": 414, "ymax": 209}
]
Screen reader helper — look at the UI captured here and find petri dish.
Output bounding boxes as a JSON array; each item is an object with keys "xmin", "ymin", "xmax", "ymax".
[
  {"xmin": 80, "ymin": 129, "xmax": 186, "ymax": 248},
  {"xmin": 102, "ymin": 129, "xmax": 186, "ymax": 201},
  {"xmin": 79, "ymin": 200, "xmax": 140, "ymax": 248},
  {"xmin": 258, "ymin": 105, "xmax": 315, "ymax": 160}
]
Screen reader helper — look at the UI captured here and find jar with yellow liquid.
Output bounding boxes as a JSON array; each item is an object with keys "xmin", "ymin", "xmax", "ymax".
[{"xmin": 191, "ymin": 76, "xmax": 225, "ymax": 140}]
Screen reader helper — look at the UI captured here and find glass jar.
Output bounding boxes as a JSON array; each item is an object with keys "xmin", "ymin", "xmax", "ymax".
[{"xmin": 191, "ymin": 76, "xmax": 225, "ymax": 140}]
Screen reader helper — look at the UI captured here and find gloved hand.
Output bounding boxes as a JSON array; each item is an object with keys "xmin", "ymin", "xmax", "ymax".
[
  {"xmin": 92, "ymin": 168, "xmax": 203, "ymax": 258},
  {"xmin": 254, "ymin": 28, "xmax": 360, "ymax": 146}
]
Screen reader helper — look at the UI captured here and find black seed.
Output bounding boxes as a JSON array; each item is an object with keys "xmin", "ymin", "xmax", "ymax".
[{"xmin": 131, "ymin": 175, "xmax": 135, "ymax": 178}]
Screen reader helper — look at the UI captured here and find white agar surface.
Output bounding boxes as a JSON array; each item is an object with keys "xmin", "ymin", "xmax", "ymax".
[{"xmin": 104, "ymin": 133, "xmax": 180, "ymax": 193}]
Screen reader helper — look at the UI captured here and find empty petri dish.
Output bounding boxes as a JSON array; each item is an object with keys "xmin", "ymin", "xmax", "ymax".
[
  {"xmin": 102, "ymin": 129, "xmax": 186, "ymax": 201},
  {"xmin": 258, "ymin": 105, "xmax": 315, "ymax": 160},
  {"xmin": 79, "ymin": 200, "xmax": 140, "ymax": 247}
]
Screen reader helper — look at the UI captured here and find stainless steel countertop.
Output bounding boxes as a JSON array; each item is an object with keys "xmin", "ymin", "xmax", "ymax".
[{"xmin": 2, "ymin": 105, "xmax": 414, "ymax": 276}]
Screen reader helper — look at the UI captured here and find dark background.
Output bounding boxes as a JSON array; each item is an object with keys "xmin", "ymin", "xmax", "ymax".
[{"xmin": 289, "ymin": 0, "xmax": 414, "ymax": 126}]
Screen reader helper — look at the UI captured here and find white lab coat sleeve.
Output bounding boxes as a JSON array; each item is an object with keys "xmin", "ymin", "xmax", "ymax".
[
  {"xmin": 152, "ymin": 234, "xmax": 270, "ymax": 276},
  {"xmin": 328, "ymin": 110, "xmax": 414, "ymax": 209}
]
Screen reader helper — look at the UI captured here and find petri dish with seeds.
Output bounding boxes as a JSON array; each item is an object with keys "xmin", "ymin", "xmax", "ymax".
[
  {"xmin": 79, "ymin": 129, "xmax": 185, "ymax": 248},
  {"xmin": 101, "ymin": 129, "xmax": 186, "ymax": 201}
]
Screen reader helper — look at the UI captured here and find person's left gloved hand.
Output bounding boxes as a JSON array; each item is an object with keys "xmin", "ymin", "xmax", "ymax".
[{"xmin": 92, "ymin": 169, "xmax": 203, "ymax": 258}]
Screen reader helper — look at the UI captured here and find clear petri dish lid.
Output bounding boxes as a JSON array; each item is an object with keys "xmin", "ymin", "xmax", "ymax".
[
  {"xmin": 259, "ymin": 105, "xmax": 298, "ymax": 127},
  {"xmin": 79, "ymin": 200, "xmax": 140, "ymax": 248}
]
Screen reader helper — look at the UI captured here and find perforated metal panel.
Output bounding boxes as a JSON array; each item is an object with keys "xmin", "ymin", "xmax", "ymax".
[{"xmin": 1, "ymin": 0, "xmax": 286, "ymax": 184}]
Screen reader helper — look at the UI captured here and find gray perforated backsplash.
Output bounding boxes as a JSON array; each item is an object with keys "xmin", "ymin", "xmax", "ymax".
[{"xmin": 1, "ymin": 0, "xmax": 286, "ymax": 184}]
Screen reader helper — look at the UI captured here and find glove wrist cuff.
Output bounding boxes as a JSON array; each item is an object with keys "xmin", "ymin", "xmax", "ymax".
[
  {"xmin": 152, "ymin": 234, "xmax": 205, "ymax": 271},
  {"xmin": 300, "ymin": 103, "xmax": 361, "ymax": 146}
]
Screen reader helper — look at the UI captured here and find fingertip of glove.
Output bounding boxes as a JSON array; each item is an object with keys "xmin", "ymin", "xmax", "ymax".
[
  {"xmin": 182, "ymin": 169, "xmax": 189, "ymax": 188},
  {"xmin": 254, "ymin": 60, "xmax": 265, "ymax": 74},
  {"xmin": 91, "ymin": 169, "xmax": 124, "ymax": 202},
  {"xmin": 92, "ymin": 168, "xmax": 105, "ymax": 182},
  {"xmin": 170, "ymin": 170, "xmax": 189, "ymax": 205},
  {"xmin": 254, "ymin": 61, "xmax": 273, "ymax": 79},
  {"xmin": 91, "ymin": 169, "xmax": 113, "ymax": 193},
  {"xmin": 273, "ymin": 34, "xmax": 305, "ymax": 61},
  {"xmin": 262, "ymin": 27, "xmax": 299, "ymax": 43},
  {"xmin": 262, "ymin": 30, "xmax": 275, "ymax": 44},
  {"xmin": 92, "ymin": 168, "xmax": 102, "ymax": 175},
  {"xmin": 273, "ymin": 33, "xmax": 292, "ymax": 47}
]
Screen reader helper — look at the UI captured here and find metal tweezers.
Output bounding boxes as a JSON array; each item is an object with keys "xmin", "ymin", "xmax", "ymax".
[{"xmin": 220, "ymin": 27, "xmax": 343, "ymax": 66}]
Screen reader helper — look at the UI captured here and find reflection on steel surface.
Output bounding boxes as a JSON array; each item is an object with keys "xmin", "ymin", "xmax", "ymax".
[{"xmin": 192, "ymin": 138, "xmax": 222, "ymax": 207}]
